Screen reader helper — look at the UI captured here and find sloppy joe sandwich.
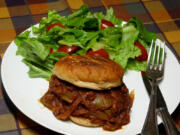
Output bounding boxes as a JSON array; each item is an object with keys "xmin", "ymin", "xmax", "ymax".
[{"xmin": 41, "ymin": 55, "xmax": 133, "ymax": 131}]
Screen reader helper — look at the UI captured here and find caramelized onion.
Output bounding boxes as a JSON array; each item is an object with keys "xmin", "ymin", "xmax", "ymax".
[
  {"xmin": 93, "ymin": 111, "xmax": 109, "ymax": 120},
  {"xmin": 61, "ymin": 91, "xmax": 74, "ymax": 103},
  {"xmin": 92, "ymin": 95, "xmax": 112, "ymax": 109}
]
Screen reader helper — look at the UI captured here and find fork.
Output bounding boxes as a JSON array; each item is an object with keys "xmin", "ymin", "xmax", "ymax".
[{"xmin": 141, "ymin": 39, "xmax": 165, "ymax": 135}]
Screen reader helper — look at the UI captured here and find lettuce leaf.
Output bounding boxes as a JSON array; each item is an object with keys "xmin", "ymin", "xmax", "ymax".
[
  {"xmin": 127, "ymin": 59, "xmax": 147, "ymax": 71},
  {"xmin": 107, "ymin": 24, "xmax": 140, "ymax": 69},
  {"xmin": 100, "ymin": 27, "xmax": 122, "ymax": 48},
  {"xmin": 128, "ymin": 17, "xmax": 157, "ymax": 43},
  {"xmin": 22, "ymin": 59, "xmax": 52, "ymax": 80},
  {"xmin": 66, "ymin": 5, "xmax": 89, "ymax": 20},
  {"xmin": 93, "ymin": 7, "xmax": 122, "ymax": 29},
  {"xmin": 32, "ymin": 10, "xmax": 67, "ymax": 34}
]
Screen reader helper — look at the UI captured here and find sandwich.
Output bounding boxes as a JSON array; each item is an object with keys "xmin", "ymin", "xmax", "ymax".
[{"xmin": 40, "ymin": 55, "xmax": 133, "ymax": 131}]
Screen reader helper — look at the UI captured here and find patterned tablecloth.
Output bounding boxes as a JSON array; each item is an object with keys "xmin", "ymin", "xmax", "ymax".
[{"xmin": 0, "ymin": 0, "xmax": 180, "ymax": 135}]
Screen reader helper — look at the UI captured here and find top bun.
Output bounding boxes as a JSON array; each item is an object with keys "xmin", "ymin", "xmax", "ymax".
[{"xmin": 53, "ymin": 55, "xmax": 124, "ymax": 90}]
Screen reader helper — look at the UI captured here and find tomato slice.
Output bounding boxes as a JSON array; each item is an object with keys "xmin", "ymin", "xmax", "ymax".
[
  {"xmin": 46, "ymin": 23, "xmax": 66, "ymax": 32},
  {"xmin": 101, "ymin": 20, "xmax": 114, "ymax": 30},
  {"xmin": 141, "ymin": 71, "xmax": 146, "ymax": 76},
  {"xmin": 49, "ymin": 48, "xmax": 53, "ymax": 54},
  {"xmin": 58, "ymin": 45, "xmax": 79, "ymax": 54},
  {"xmin": 134, "ymin": 42, "xmax": 148, "ymax": 61},
  {"xmin": 87, "ymin": 49, "xmax": 109, "ymax": 58}
]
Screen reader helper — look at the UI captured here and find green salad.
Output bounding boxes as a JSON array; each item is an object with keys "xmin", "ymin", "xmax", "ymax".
[{"xmin": 14, "ymin": 5, "xmax": 157, "ymax": 80}]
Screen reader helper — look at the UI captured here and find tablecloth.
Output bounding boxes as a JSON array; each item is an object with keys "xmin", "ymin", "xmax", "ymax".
[{"xmin": 0, "ymin": 0, "xmax": 180, "ymax": 135}]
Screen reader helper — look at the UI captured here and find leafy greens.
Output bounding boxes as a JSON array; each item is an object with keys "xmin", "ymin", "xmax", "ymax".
[{"xmin": 15, "ymin": 5, "xmax": 157, "ymax": 80}]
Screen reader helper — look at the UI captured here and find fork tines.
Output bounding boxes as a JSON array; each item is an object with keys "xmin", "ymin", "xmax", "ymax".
[{"xmin": 147, "ymin": 39, "xmax": 165, "ymax": 71}]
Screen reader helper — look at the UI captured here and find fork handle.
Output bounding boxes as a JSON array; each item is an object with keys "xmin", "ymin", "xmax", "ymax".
[
  {"xmin": 158, "ymin": 107, "xmax": 180, "ymax": 135},
  {"xmin": 141, "ymin": 82, "xmax": 159, "ymax": 135}
]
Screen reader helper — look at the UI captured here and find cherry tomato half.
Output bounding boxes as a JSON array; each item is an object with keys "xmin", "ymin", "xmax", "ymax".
[
  {"xmin": 87, "ymin": 49, "xmax": 109, "ymax": 58},
  {"xmin": 134, "ymin": 42, "xmax": 148, "ymax": 61},
  {"xmin": 49, "ymin": 48, "xmax": 53, "ymax": 54},
  {"xmin": 58, "ymin": 45, "xmax": 79, "ymax": 54},
  {"xmin": 141, "ymin": 71, "xmax": 146, "ymax": 76},
  {"xmin": 46, "ymin": 23, "xmax": 66, "ymax": 32},
  {"xmin": 101, "ymin": 19, "xmax": 114, "ymax": 30}
]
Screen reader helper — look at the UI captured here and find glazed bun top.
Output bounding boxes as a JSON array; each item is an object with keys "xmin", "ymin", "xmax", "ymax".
[{"xmin": 53, "ymin": 55, "xmax": 124, "ymax": 90}]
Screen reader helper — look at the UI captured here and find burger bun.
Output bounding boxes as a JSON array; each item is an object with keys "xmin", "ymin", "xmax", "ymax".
[{"xmin": 53, "ymin": 55, "xmax": 124, "ymax": 90}]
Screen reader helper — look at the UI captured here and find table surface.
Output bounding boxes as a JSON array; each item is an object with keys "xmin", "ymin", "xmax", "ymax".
[{"xmin": 0, "ymin": 0, "xmax": 180, "ymax": 135}]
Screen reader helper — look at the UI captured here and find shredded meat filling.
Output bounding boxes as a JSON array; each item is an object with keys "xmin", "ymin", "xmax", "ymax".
[{"xmin": 41, "ymin": 75, "xmax": 133, "ymax": 131}]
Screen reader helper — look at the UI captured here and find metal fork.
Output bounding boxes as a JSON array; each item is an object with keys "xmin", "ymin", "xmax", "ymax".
[{"xmin": 141, "ymin": 39, "xmax": 165, "ymax": 135}]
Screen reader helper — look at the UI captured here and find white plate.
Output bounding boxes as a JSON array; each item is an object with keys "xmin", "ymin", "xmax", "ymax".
[{"xmin": 1, "ymin": 26, "xmax": 180, "ymax": 135}]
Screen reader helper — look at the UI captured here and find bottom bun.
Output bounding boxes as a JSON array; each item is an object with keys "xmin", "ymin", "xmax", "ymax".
[{"xmin": 70, "ymin": 116, "xmax": 100, "ymax": 127}]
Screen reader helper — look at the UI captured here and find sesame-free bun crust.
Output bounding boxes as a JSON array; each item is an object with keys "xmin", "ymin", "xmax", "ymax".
[
  {"xmin": 69, "ymin": 116, "xmax": 100, "ymax": 127},
  {"xmin": 53, "ymin": 55, "xmax": 124, "ymax": 90}
]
